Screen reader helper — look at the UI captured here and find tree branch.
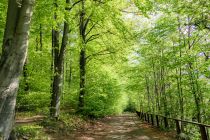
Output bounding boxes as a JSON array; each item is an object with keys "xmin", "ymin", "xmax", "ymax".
[
  {"xmin": 85, "ymin": 33, "xmax": 100, "ymax": 43},
  {"xmin": 120, "ymin": 10, "xmax": 140, "ymax": 15},
  {"xmin": 86, "ymin": 49, "xmax": 115, "ymax": 61},
  {"xmin": 83, "ymin": 16, "xmax": 91, "ymax": 34},
  {"xmin": 65, "ymin": 0, "xmax": 82, "ymax": 11},
  {"xmin": 92, "ymin": 0, "xmax": 106, "ymax": 4},
  {"xmin": 85, "ymin": 30, "xmax": 112, "ymax": 44},
  {"xmin": 85, "ymin": 23, "xmax": 97, "ymax": 37}
]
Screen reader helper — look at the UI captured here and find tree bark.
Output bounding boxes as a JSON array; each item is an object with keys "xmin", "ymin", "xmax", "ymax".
[
  {"xmin": 39, "ymin": 24, "xmax": 43, "ymax": 51},
  {"xmin": 50, "ymin": 0, "xmax": 70, "ymax": 118},
  {"xmin": 78, "ymin": 48, "xmax": 86, "ymax": 110},
  {"xmin": 145, "ymin": 75, "xmax": 151, "ymax": 112},
  {"xmin": 78, "ymin": 0, "xmax": 87, "ymax": 111},
  {"xmin": 177, "ymin": 18, "xmax": 184, "ymax": 130},
  {"xmin": 152, "ymin": 61, "xmax": 160, "ymax": 112},
  {"xmin": 186, "ymin": 17, "xmax": 202, "ymax": 123},
  {"xmin": 23, "ymin": 57, "xmax": 29, "ymax": 93},
  {"xmin": 68, "ymin": 59, "xmax": 73, "ymax": 87},
  {"xmin": 0, "ymin": 0, "xmax": 34, "ymax": 139},
  {"xmin": 50, "ymin": 14, "xmax": 60, "ymax": 118}
]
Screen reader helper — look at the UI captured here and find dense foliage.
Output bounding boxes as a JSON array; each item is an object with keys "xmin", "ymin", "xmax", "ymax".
[{"xmin": 0, "ymin": 0, "xmax": 209, "ymax": 139}]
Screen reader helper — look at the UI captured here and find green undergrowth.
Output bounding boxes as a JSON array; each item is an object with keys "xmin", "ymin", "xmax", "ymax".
[
  {"xmin": 15, "ymin": 125, "xmax": 48, "ymax": 140},
  {"xmin": 16, "ymin": 92, "xmax": 50, "ymax": 114},
  {"xmin": 15, "ymin": 112, "xmax": 87, "ymax": 139},
  {"xmin": 41, "ymin": 113, "xmax": 86, "ymax": 133}
]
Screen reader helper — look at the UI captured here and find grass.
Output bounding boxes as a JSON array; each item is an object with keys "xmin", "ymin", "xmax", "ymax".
[
  {"xmin": 15, "ymin": 111, "xmax": 87, "ymax": 139},
  {"xmin": 15, "ymin": 124, "xmax": 49, "ymax": 140}
]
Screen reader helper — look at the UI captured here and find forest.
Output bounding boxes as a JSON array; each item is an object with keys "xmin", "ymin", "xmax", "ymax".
[{"xmin": 0, "ymin": 0, "xmax": 209, "ymax": 140}]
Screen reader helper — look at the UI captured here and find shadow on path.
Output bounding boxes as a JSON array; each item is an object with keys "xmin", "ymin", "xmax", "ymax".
[{"xmin": 50, "ymin": 113, "xmax": 175, "ymax": 140}]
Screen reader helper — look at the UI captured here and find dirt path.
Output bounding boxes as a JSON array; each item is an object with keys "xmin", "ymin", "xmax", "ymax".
[
  {"xmin": 49, "ymin": 113, "xmax": 175, "ymax": 140},
  {"xmin": 15, "ymin": 115, "xmax": 45, "ymax": 125}
]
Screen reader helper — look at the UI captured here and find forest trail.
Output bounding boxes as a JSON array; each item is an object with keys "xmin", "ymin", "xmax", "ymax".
[
  {"xmin": 15, "ymin": 115, "xmax": 45, "ymax": 125},
  {"xmin": 49, "ymin": 113, "xmax": 175, "ymax": 140}
]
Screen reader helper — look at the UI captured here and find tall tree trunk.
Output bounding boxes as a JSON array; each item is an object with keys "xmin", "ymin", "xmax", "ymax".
[
  {"xmin": 50, "ymin": 0, "xmax": 70, "ymax": 118},
  {"xmin": 78, "ymin": 0, "xmax": 87, "ymax": 111},
  {"xmin": 160, "ymin": 66, "xmax": 168, "ymax": 117},
  {"xmin": 50, "ymin": 20, "xmax": 60, "ymax": 118},
  {"xmin": 39, "ymin": 24, "xmax": 43, "ymax": 51},
  {"xmin": 67, "ymin": 51, "xmax": 73, "ymax": 88},
  {"xmin": 0, "ymin": 0, "xmax": 34, "ymax": 139},
  {"xmin": 23, "ymin": 57, "xmax": 29, "ymax": 93},
  {"xmin": 186, "ymin": 17, "xmax": 202, "ymax": 123},
  {"xmin": 68, "ymin": 59, "xmax": 73, "ymax": 87},
  {"xmin": 177, "ymin": 18, "xmax": 184, "ymax": 130},
  {"xmin": 78, "ymin": 48, "xmax": 86, "ymax": 110},
  {"xmin": 145, "ymin": 75, "xmax": 151, "ymax": 112},
  {"xmin": 50, "ymin": 0, "xmax": 60, "ymax": 118},
  {"xmin": 152, "ymin": 61, "xmax": 160, "ymax": 113},
  {"xmin": 188, "ymin": 63, "xmax": 201, "ymax": 122}
]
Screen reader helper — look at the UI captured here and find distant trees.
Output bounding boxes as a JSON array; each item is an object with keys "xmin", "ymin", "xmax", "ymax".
[
  {"xmin": 77, "ymin": 0, "xmax": 130, "ymax": 111},
  {"xmin": 30, "ymin": 0, "xmax": 130, "ymax": 117},
  {"xmin": 127, "ymin": 0, "xmax": 210, "ymax": 138}
]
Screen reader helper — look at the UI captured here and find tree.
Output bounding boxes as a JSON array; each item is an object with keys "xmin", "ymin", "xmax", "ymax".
[
  {"xmin": 126, "ymin": 1, "xmax": 210, "ymax": 137},
  {"xmin": 78, "ymin": 0, "xmax": 86, "ymax": 111},
  {"xmin": 77, "ymin": 0, "xmax": 131, "ymax": 111},
  {"xmin": 50, "ymin": 0, "xmax": 81, "ymax": 118},
  {"xmin": 0, "ymin": 0, "xmax": 35, "ymax": 139}
]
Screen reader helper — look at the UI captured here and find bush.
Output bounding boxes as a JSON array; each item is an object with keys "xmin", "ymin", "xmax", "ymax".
[{"xmin": 81, "ymin": 67, "xmax": 125, "ymax": 118}]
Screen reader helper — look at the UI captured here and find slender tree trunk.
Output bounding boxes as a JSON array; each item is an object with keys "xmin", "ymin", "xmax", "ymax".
[
  {"xmin": 176, "ymin": 67, "xmax": 184, "ymax": 129},
  {"xmin": 0, "ymin": 0, "xmax": 34, "ymax": 139},
  {"xmin": 160, "ymin": 66, "xmax": 168, "ymax": 117},
  {"xmin": 35, "ymin": 24, "xmax": 42, "ymax": 51},
  {"xmin": 39, "ymin": 24, "xmax": 43, "ymax": 51},
  {"xmin": 177, "ymin": 17, "xmax": 185, "ymax": 130},
  {"xmin": 67, "ymin": 51, "xmax": 73, "ymax": 88},
  {"xmin": 50, "ymin": 28, "xmax": 60, "ymax": 118},
  {"xmin": 188, "ymin": 63, "xmax": 201, "ymax": 122},
  {"xmin": 68, "ymin": 59, "xmax": 73, "ymax": 87},
  {"xmin": 50, "ymin": 0, "xmax": 60, "ymax": 118},
  {"xmin": 78, "ymin": 0, "xmax": 87, "ymax": 111},
  {"xmin": 152, "ymin": 61, "xmax": 160, "ymax": 113},
  {"xmin": 145, "ymin": 75, "xmax": 151, "ymax": 112},
  {"xmin": 78, "ymin": 48, "xmax": 86, "ymax": 110},
  {"xmin": 178, "ymin": 59, "xmax": 184, "ymax": 130},
  {"xmin": 186, "ymin": 17, "xmax": 202, "ymax": 123},
  {"xmin": 50, "ymin": 0, "xmax": 70, "ymax": 118},
  {"xmin": 23, "ymin": 57, "xmax": 29, "ymax": 93}
]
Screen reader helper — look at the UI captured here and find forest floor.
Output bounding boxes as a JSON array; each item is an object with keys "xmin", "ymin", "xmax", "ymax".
[
  {"xmin": 15, "ymin": 113, "xmax": 176, "ymax": 140},
  {"xmin": 16, "ymin": 115, "xmax": 46, "ymax": 125},
  {"xmin": 46, "ymin": 113, "xmax": 176, "ymax": 140}
]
